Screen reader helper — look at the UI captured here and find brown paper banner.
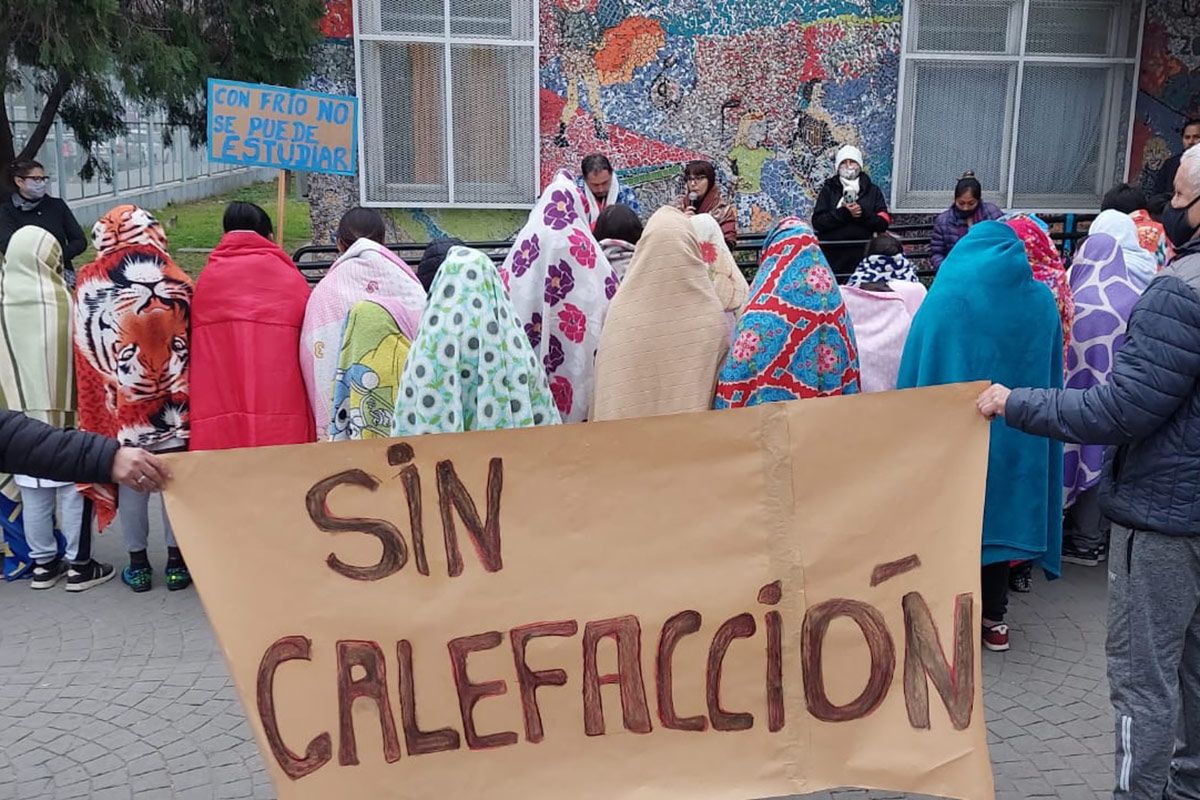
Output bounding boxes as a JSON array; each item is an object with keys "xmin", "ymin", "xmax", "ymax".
[{"xmin": 164, "ymin": 381, "xmax": 994, "ymax": 800}]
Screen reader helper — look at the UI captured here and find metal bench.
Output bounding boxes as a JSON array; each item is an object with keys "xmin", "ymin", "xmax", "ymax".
[{"xmin": 291, "ymin": 214, "xmax": 1095, "ymax": 286}]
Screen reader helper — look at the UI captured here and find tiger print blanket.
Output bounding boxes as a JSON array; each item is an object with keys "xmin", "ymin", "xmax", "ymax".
[{"xmin": 74, "ymin": 243, "xmax": 192, "ymax": 530}]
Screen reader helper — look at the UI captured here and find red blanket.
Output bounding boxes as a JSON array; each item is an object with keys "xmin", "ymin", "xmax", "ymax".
[{"xmin": 190, "ymin": 231, "xmax": 315, "ymax": 450}]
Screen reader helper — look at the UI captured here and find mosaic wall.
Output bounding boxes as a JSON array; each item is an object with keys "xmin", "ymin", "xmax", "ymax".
[
  {"xmin": 1130, "ymin": 0, "xmax": 1200, "ymax": 190},
  {"xmin": 308, "ymin": 0, "xmax": 902, "ymax": 242},
  {"xmin": 540, "ymin": 0, "xmax": 901, "ymax": 233},
  {"xmin": 304, "ymin": 35, "xmax": 360, "ymax": 246}
]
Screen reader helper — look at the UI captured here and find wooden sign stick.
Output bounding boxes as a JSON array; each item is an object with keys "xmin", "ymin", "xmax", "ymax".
[{"xmin": 276, "ymin": 169, "xmax": 287, "ymax": 244}]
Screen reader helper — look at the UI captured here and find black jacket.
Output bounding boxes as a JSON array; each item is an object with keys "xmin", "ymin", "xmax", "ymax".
[
  {"xmin": 0, "ymin": 410, "xmax": 118, "ymax": 484},
  {"xmin": 1148, "ymin": 154, "xmax": 1181, "ymax": 216},
  {"xmin": 0, "ymin": 194, "xmax": 88, "ymax": 273},
  {"xmin": 811, "ymin": 173, "xmax": 891, "ymax": 273}
]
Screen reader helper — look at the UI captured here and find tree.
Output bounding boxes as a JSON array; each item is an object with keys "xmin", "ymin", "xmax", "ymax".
[{"xmin": 0, "ymin": 0, "xmax": 326, "ymax": 190}]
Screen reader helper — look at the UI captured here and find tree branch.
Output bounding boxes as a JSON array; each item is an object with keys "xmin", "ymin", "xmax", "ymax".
[
  {"xmin": 16, "ymin": 72, "xmax": 71, "ymax": 162},
  {"xmin": 0, "ymin": 96, "xmax": 15, "ymax": 191}
]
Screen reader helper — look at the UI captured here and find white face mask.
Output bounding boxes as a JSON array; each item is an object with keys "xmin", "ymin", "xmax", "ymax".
[
  {"xmin": 19, "ymin": 178, "xmax": 48, "ymax": 201},
  {"xmin": 839, "ymin": 165, "xmax": 861, "ymax": 181}
]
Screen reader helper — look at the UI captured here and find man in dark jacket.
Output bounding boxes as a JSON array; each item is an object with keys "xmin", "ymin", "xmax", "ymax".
[
  {"xmin": 0, "ymin": 410, "xmax": 170, "ymax": 490},
  {"xmin": 811, "ymin": 145, "xmax": 891, "ymax": 274},
  {"xmin": 976, "ymin": 145, "xmax": 1200, "ymax": 799},
  {"xmin": 1148, "ymin": 119, "xmax": 1200, "ymax": 215}
]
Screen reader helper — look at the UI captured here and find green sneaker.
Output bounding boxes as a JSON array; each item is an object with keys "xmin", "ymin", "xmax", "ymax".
[
  {"xmin": 165, "ymin": 564, "xmax": 192, "ymax": 592},
  {"xmin": 121, "ymin": 564, "xmax": 153, "ymax": 593}
]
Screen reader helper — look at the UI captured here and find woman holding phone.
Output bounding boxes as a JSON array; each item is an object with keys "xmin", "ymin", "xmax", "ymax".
[{"xmin": 812, "ymin": 145, "xmax": 891, "ymax": 274}]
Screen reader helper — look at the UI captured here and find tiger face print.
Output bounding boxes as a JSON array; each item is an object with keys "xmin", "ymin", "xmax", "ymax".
[
  {"xmin": 113, "ymin": 305, "xmax": 189, "ymax": 400},
  {"xmin": 91, "ymin": 204, "xmax": 168, "ymax": 256},
  {"xmin": 76, "ymin": 251, "xmax": 190, "ymax": 405}
]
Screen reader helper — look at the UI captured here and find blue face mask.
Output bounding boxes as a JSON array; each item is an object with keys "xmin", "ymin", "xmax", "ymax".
[{"xmin": 19, "ymin": 177, "xmax": 48, "ymax": 202}]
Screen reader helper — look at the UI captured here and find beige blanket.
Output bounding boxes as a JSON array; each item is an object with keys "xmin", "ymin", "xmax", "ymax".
[{"xmin": 592, "ymin": 207, "xmax": 730, "ymax": 420}]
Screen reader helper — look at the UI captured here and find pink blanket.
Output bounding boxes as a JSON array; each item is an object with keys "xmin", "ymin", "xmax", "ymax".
[
  {"xmin": 300, "ymin": 239, "xmax": 426, "ymax": 437},
  {"xmin": 842, "ymin": 283, "xmax": 925, "ymax": 393}
]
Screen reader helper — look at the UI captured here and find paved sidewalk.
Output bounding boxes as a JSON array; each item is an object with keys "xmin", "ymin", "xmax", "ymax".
[{"xmin": 0, "ymin": 502, "xmax": 1113, "ymax": 799}]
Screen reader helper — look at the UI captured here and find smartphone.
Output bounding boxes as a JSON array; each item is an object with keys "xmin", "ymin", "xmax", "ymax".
[{"xmin": 843, "ymin": 189, "xmax": 858, "ymax": 206}]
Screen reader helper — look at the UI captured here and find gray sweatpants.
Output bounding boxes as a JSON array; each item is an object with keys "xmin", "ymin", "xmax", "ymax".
[
  {"xmin": 1108, "ymin": 525, "xmax": 1200, "ymax": 798},
  {"xmin": 20, "ymin": 485, "xmax": 87, "ymax": 563},
  {"xmin": 117, "ymin": 484, "xmax": 176, "ymax": 552}
]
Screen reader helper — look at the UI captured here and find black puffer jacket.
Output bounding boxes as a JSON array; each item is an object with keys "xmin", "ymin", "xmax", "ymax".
[
  {"xmin": 811, "ymin": 172, "xmax": 891, "ymax": 274},
  {"xmin": 0, "ymin": 410, "xmax": 118, "ymax": 484},
  {"xmin": 1006, "ymin": 241, "xmax": 1200, "ymax": 536}
]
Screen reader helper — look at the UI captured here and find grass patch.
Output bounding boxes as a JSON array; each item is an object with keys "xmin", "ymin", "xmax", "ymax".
[{"xmin": 79, "ymin": 180, "xmax": 312, "ymax": 278}]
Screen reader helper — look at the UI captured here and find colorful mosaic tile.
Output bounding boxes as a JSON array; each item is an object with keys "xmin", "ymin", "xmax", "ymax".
[
  {"xmin": 309, "ymin": 0, "xmax": 902, "ymax": 239},
  {"xmin": 1131, "ymin": 0, "xmax": 1200, "ymax": 188}
]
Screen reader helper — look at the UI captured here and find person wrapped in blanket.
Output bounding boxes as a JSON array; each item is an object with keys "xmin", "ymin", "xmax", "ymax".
[
  {"xmin": 74, "ymin": 205, "xmax": 193, "ymax": 593},
  {"xmin": 191, "ymin": 202, "xmax": 314, "ymax": 450},
  {"xmin": 1, "ymin": 226, "xmax": 105, "ymax": 589},
  {"xmin": 714, "ymin": 216, "xmax": 861, "ymax": 408},
  {"xmin": 301, "ymin": 207, "xmax": 427, "ymax": 439},
  {"xmin": 840, "ymin": 234, "xmax": 926, "ymax": 393},
  {"xmin": 898, "ymin": 220, "xmax": 1064, "ymax": 652}
]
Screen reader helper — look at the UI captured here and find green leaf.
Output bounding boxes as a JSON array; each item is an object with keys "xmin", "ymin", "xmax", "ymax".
[{"xmin": 2, "ymin": 0, "xmax": 325, "ymax": 181}]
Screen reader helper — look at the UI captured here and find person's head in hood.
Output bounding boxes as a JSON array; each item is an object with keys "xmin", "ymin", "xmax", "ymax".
[
  {"xmin": 336, "ymin": 207, "xmax": 387, "ymax": 253},
  {"xmin": 835, "ymin": 145, "xmax": 863, "ymax": 181},
  {"xmin": 91, "ymin": 205, "xmax": 168, "ymax": 256},
  {"xmin": 417, "ymin": 237, "xmax": 464, "ymax": 292}
]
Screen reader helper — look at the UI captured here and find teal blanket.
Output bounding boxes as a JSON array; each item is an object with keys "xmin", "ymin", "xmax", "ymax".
[{"xmin": 898, "ymin": 221, "xmax": 1064, "ymax": 575}]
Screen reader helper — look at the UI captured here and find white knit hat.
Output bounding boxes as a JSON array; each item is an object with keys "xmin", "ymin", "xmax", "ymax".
[{"xmin": 835, "ymin": 145, "xmax": 864, "ymax": 170}]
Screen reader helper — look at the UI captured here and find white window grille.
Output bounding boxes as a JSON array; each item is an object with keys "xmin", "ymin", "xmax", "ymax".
[
  {"xmin": 892, "ymin": 0, "xmax": 1144, "ymax": 212},
  {"xmin": 354, "ymin": 0, "xmax": 538, "ymax": 208}
]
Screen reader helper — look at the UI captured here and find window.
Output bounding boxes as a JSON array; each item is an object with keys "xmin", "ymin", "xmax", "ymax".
[
  {"xmin": 355, "ymin": 0, "xmax": 538, "ymax": 207},
  {"xmin": 892, "ymin": 0, "xmax": 1143, "ymax": 211}
]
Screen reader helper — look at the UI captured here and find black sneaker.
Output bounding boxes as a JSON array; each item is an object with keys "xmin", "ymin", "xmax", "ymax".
[
  {"xmin": 1009, "ymin": 565, "xmax": 1033, "ymax": 593},
  {"xmin": 30, "ymin": 558, "xmax": 67, "ymax": 590},
  {"xmin": 66, "ymin": 560, "xmax": 116, "ymax": 593},
  {"xmin": 1062, "ymin": 542, "xmax": 1102, "ymax": 567}
]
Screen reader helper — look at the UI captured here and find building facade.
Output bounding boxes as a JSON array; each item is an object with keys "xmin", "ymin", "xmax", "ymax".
[{"xmin": 307, "ymin": 0, "xmax": 1187, "ymax": 244}]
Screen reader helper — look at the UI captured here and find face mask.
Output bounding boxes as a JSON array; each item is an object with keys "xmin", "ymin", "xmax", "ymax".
[
  {"xmin": 954, "ymin": 205, "xmax": 975, "ymax": 220},
  {"xmin": 1162, "ymin": 194, "xmax": 1200, "ymax": 248},
  {"xmin": 839, "ymin": 166, "xmax": 860, "ymax": 181},
  {"xmin": 19, "ymin": 179, "xmax": 47, "ymax": 201}
]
